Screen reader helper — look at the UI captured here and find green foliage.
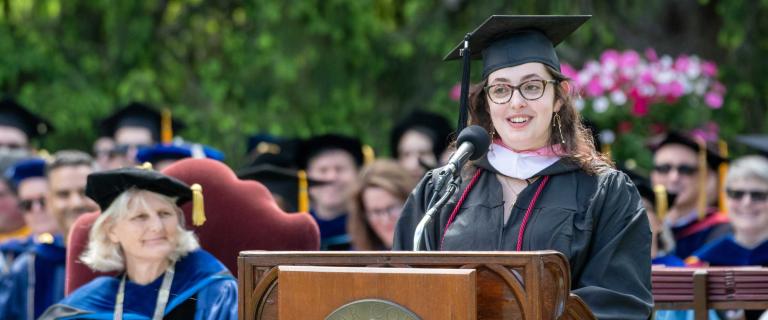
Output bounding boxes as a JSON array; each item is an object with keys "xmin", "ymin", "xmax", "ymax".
[{"xmin": 0, "ymin": 0, "xmax": 765, "ymax": 169}]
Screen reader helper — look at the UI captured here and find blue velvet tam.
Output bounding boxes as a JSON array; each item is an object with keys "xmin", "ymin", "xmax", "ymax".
[
  {"xmin": 136, "ymin": 143, "xmax": 225, "ymax": 164},
  {"xmin": 4, "ymin": 157, "xmax": 47, "ymax": 186}
]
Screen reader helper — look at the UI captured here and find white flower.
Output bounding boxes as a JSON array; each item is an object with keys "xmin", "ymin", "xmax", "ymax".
[
  {"xmin": 593, "ymin": 96, "xmax": 610, "ymax": 113},
  {"xmin": 600, "ymin": 129, "xmax": 616, "ymax": 144},
  {"xmin": 574, "ymin": 98, "xmax": 585, "ymax": 111},
  {"xmin": 610, "ymin": 90, "xmax": 627, "ymax": 105}
]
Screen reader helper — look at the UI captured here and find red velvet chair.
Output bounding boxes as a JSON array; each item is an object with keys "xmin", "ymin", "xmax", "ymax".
[{"xmin": 65, "ymin": 158, "xmax": 320, "ymax": 294}]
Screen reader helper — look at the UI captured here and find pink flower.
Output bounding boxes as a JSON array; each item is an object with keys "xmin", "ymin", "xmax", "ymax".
[
  {"xmin": 585, "ymin": 77, "xmax": 605, "ymax": 97},
  {"xmin": 674, "ymin": 55, "xmax": 690, "ymax": 72},
  {"xmin": 644, "ymin": 48, "xmax": 658, "ymax": 62},
  {"xmin": 704, "ymin": 92, "xmax": 723, "ymax": 109},
  {"xmin": 620, "ymin": 50, "xmax": 641, "ymax": 69},
  {"xmin": 629, "ymin": 88, "xmax": 650, "ymax": 116},
  {"xmin": 600, "ymin": 49, "xmax": 621, "ymax": 65},
  {"xmin": 560, "ymin": 63, "xmax": 578, "ymax": 79},
  {"xmin": 618, "ymin": 121, "xmax": 633, "ymax": 134},
  {"xmin": 658, "ymin": 80, "xmax": 685, "ymax": 98},
  {"xmin": 450, "ymin": 83, "xmax": 461, "ymax": 101},
  {"xmin": 702, "ymin": 61, "xmax": 718, "ymax": 77}
]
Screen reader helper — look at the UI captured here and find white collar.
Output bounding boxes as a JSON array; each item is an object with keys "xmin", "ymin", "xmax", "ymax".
[{"xmin": 487, "ymin": 143, "xmax": 561, "ymax": 180}]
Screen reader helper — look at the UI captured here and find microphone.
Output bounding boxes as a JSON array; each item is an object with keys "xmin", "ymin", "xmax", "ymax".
[
  {"xmin": 413, "ymin": 125, "xmax": 490, "ymax": 251},
  {"xmin": 431, "ymin": 125, "xmax": 491, "ymax": 195}
]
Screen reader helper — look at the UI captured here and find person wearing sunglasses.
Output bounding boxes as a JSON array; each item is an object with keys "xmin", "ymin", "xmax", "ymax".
[
  {"xmin": 687, "ymin": 156, "xmax": 768, "ymax": 320},
  {"xmin": 0, "ymin": 158, "xmax": 66, "ymax": 320},
  {"xmin": 394, "ymin": 16, "xmax": 652, "ymax": 319},
  {"xmin": 650, "ymin": 131, "xmax": 731, "ymax": 260}
]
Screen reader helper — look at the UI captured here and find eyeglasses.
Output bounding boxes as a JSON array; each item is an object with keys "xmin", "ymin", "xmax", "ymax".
[
  {"xmin": 726, "ymin": 189, "xmax": 768, "ymax": 202},
  {"xmin": 19, "ymin": 197, "xmax": 46, "ymax": 211},
  {"xmin": 484, "ymin": 79, "xmax": 558, "ymax": 103},
  {"xmin": 0, "ymin": 143, "xmax": 24, "ymax": 150},
  {"xmin": 652, "ymin": 164, "xmax": 699, "ymax": 176},
  {"xmin": 366, "ymin": 204, "xmax": 404, "ymax": 219}
]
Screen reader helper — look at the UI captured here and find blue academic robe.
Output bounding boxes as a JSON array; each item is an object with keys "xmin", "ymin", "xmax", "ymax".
[
  {"xmin": 39, "ymin": 249, "xmax": 237, "ymax": 320},
  {"xmin": 0, "ymin": 234, "xmax": 66, "ymax": 320},
  {"xmin": 691, "ymin": 235, "xmax": 768, "ymax": 266},
  {"xmin": 671, "ymin": 211, "xmax": 731, "ymax": 259},
  {"xmin": 0, "ymin": 235, "xmax": 34, "ymax": 274},
  {"xmin": 310, "ymin": 209, "xmax": 350, "ymax": 250}
]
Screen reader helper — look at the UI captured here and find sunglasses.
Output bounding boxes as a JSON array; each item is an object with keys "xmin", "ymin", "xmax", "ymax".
[
  {"xmin": 19, "ymin": 197, "xmax": 46, "ymax": 211},
  {"xmin": 726, "ymin": 189, "xmax": 768, "ymax": 202},
  {"xmin": 653, "ymin": 164, "xmax": 699, "ymax": 176}
]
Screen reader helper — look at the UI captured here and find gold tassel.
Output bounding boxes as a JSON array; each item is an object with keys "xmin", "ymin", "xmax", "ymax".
[
  {"xmin": 601, "ymin": 142, "xmax": 612, "ymax": 159},
  {"xmin": 138, "ymin": 162, "xmax": 154, "ymax": 170},
  {"xmin": 161, "ymin": 109, "xmax": 173, "ymax": 144},
  {"xmin": 362, "ymin": 144, "xmax": 375, "ymax": 166},
  {"xmin": 718, "ymin": 140, "xmax": 729, "ymax": 215},
  {"xmin": 191, "ymin": 184, "xmax": 206, "ymax": 226},
  {"xmin": 695, "ymin": 137, "xmax": 708, "ymax": 220},
  {"xmin": 653, "ymin": 184, "xmax": 668, "ymax": 222},
  {"xmin": 297, "ymin": 170, "xmax": 309, "ymax": 213}
]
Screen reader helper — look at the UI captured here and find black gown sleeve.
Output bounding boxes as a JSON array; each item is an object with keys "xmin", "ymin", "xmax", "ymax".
[
  {"xmin": 571, "ymin": 170, "xmax": 654, "ymax": 320},
  {"xmin": 393, "ymin": 171, "xmax": 436, "ymax": 251}
]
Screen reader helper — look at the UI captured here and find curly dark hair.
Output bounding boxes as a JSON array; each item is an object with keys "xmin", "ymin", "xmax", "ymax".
[{"xmin": 467, "ymin": 65, "xmax": 613, "ymax": 174}]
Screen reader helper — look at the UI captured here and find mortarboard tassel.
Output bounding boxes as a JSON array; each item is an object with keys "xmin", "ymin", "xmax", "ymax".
[
  {"xmin": 138, "ymin": 162, "xmax": 154, "ymax": 170},
  {"xmin": 362, "ymin": 145, "xmax": 375, "ymax": 166},
  {"xmin": 457, "ymin": 33, "xmax": 472, "ymax": 133},
  {"xmin": 191, "ymin": 183, "xmax": 206, "ymax": 226},
  {"xmin": 653, "ymin": 184, "xmax": 668, "ymax": 222},
  {"xmin": 718, "ymin": 140, "xmax": 729, "ymax": 215},
  {"xmin": 297, "ymin": 170, "xmax": 309, "ymax": 213},
  {"xmin": 695, "ymin": 137, "xmax": 708, "ymax": 220},
  {"xmin": 601, "ymin": 142, "xmax": 612, "ymax": 159},
  {"xmin": 161, "ymin": 109, "xmax": 173, "ymax": 144}
]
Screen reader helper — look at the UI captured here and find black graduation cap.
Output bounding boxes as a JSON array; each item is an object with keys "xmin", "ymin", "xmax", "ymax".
[
  {"xmin": 444, "ymin": 15, "xmax": 590, "ymax": 132},
  {"xmin": 390, "ymin": 111, "xmax": 454, "ymax": 159},
  {"xmin": 0, "ymin": 98, "xmax": 53, "ymax": 139},
  {"xmin": 246, "ymin": 134, "xmax": 300, "ymax": 168},
  {"xmin": 623, "ymin": 168, "xmax": 676, "ymax": 213},
  {"xmin": 99, "ymin": 102, "xmax": 185, "ymax": 142},
  {"xmin": 237, "ymin": 164, "xmax": 328, "ymax": 212},
  {"xmin": 86, "ymin": 167, "xmax": 193, "ymax": 212},
  {"xmin": 652, "ymin": 131, "xmax": 728, "ymax": 171},
  {"xmin": 734, "ymin": 135, "xmax": 768, "ymax": 157},
  {"xmin": 296, "ymin": 134, "xmax": 365, "ymax": 169}
]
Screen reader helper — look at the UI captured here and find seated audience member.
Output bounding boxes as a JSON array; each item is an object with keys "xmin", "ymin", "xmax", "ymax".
[
  {"xmin": 297, "ymin": 134, "xmax": 366, "ymax": 250},
  {"xmin": 347, "ymin": 160, "xmax": 416, "ymax": 250},
  {"xmin": 689, "ymin": 156, "xmax": 768, "ymax": 266},
  {"xmin": 651, "ymin": 131, "xmax": 731, "ymax": 259},
  {"xmin": 0, "ymin": 158, "xmax": 65, "ymax": 320},
  {"xmin": 0, "ymin": 98, "xmax": 53, "ymax": 174},
  {"xmin": 390, "ymin": 111, "xmax": 453, "ymax": 179},
  {"xmin": 40, "ymin": 167, "xmax": 237, "ymax": 319},
  {"xmin": 0, "ymin": 176, "xmax": 27, "ymax": 243}
]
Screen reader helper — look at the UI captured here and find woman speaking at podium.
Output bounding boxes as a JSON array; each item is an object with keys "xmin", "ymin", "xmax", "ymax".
[{"xmin": 393, "ymin": 15, "xmax": 653, "ymax": 319}]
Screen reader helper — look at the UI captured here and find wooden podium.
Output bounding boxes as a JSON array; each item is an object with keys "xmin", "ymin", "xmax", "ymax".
[{"xmin": 238, "ymin": 251, "xmax": 595, "ymax": 320}]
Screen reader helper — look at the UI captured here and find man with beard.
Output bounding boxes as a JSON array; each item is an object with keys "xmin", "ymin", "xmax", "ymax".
[
  {"xmin": 297, "ymin": 134, "xmax": 366, "ymax": 250},
  {"xmin": 45, "ymin": 151, "xmax": 100, "ymax": 242}
]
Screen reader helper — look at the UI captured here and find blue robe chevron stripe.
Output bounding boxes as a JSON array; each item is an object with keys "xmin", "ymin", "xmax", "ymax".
[
  {"xmin": 39, "ymin": 249, "xmax": 237, "ymax": 320},
  {"xmin": 0, "ymin": 234, "xmax": 66, "ymax": 320}
]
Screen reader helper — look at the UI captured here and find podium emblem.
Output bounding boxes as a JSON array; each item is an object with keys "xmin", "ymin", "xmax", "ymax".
[{"xmin": 326, "ymin": 299, "xmax": 420, "ymax": 320}]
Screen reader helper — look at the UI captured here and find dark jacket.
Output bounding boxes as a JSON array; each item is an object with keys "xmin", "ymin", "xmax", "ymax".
[{"xmin": 393, "ymin": 157, "xmax": 653, "ymax": 320}]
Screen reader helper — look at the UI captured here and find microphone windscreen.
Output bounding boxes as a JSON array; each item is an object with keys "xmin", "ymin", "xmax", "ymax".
[{"xmin": 457, "ymin": 125, "xmax": 491, "ymax": 160}]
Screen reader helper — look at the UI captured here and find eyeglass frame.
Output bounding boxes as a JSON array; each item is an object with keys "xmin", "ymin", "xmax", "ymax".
[
  {"xmin": 19, "ymin": 197, "xmax": 46, "ymax": 212},
  {"xmin": 725, "ymin": 188, "xmax": 768, "ymax": 202},
  {"xmin": 652, "ymin": 164, "xmax": 699, "ymax": 176},
  {"xmin": 484, "ymin": 79, "xmax": 559, "ymax": 104}
]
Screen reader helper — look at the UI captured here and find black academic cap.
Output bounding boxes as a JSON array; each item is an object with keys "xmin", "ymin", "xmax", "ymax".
[
  {"xmin": 734, "ymin": 135, "xmax": 768, "ymax": 157},
  {"xmin": 238, "ymin": 164, "xmax": 328, "ymax": 212},
  {"xmin": 86, "ymin": 167, "xmax": 192, "ymax": 211},
  {"xmin": 444, "ymin": 15, "xmax": 590, "ymax": 133},
  {"xmin": 296, "ymin": 134, "xmax": 365, "ymax": 169},
  {"xmin": 622, "ymin": 168, "xmax": 676, "ymax": 210},
  {"xmin": 0, "ymin": 98, "xmax": 53, "ymax": 138},
  {"xmin": 99, "ymin": 102, "xmax": 185, "ymax": 142},
  {"xmin": 652, "ymin": 131, "xmax": 728, "ymax": 171},
  {"xmin": 246, "ymin": 134, "xmax": 300, "ymax": 168},
  {"xmin": 390, "ymin": 111, "xmax": 454, "ymax": 159}
]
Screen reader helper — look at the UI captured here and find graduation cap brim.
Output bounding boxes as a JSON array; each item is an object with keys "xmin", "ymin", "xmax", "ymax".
[
  {"xmin": 86, "ymin": 167, "xmax": 192, "ymax": 212},
  {"xmin": 735, "ymin": 135, "xmax": 768, "ymax": 157},
  {"xmin": 0, "ymin": 98, "xmax": 54, "ymax": 138},
  {"xmin": 237, "ymin": 164, "xmax": 329, "ymax": 212},
  {"xmin": 443, "ymin": 15, "xmax": 590, "ymax": 61},
  {"xmin": 652, "ymin": 131, "xmax": 728, "ymax": 170},
  {"xmin": 99, "ymin": 102, "xmax": 186, "ymax": 140}
]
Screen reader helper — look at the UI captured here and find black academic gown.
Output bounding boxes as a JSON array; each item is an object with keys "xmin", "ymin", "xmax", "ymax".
[{"xmin": 393, "ymin": 157, "xmax": 653, "ymax": 320}]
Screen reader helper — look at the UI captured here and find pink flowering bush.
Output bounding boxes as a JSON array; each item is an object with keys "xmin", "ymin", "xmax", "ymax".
[{"xmin": 563, "ymin": 49, "xmax": 727, "ymax": 165}]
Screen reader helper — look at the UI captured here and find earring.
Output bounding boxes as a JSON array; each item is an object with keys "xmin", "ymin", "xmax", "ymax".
[
  {"xmin": 489, "ymin": 128, "xmax": 496, "ymax": 155},
  {"xmin": 553, "ymin": 113, "xmax": 565, "ymax": 144}
]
